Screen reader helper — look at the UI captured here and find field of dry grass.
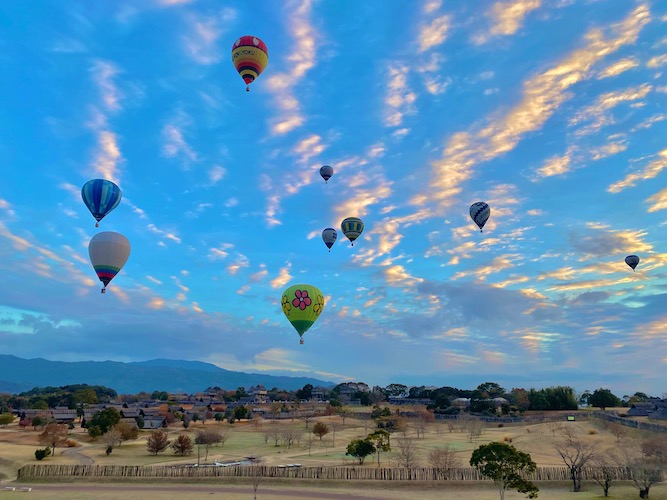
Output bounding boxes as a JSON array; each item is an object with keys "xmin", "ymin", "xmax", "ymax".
[{"xmin": 0, "ymin": 410, "xmax": 664, "ymax": 499}]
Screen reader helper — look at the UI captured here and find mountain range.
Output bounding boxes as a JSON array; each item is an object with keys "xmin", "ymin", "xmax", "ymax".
[{"xmin": 0, "ymin": 355, "xmax": 335, "ymax": 394}]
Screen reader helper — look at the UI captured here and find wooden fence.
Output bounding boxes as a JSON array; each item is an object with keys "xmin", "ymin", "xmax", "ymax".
[{"xmin": 18, "ymin": 464, "xmax": 657, "ymax": 482}]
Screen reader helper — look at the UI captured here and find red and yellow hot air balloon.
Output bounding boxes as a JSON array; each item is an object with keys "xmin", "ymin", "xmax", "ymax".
[{"xmin": 231, "ymin": 35, "xmax": 268, "ymax": 91}]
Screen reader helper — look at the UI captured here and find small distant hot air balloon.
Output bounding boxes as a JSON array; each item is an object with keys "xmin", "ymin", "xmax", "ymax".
[
  {"xmin": 470, "ymin": 202, "xmax": 490, "ymax": 232},
  {"xmin": 88, "ymin": 231, "xmax": 131, "ymax": 294},
  {"xmin": 320, "ymin": 165, "xmax": 334, "ymax": 183},
  {"xmin": 281, "ymin": 284, "xmax": 325, "ymax": 344},
  {"xmin": 341, "ymin": 217, "xmax": 364, "ymax": 246},
  {"xmin": 322, "ymin": 228, "xmax": 337, "ymax": 252},
  {"xmin": 81, "ymin": 179, "xmax": 122, "ymax": 227},
  {"xmin": 625, "ymin": 255, "xmax": 640, "ymax": 271},
  {"xmin": 231, "ymin": 35, "xmax": 268, "ymax": 91}
]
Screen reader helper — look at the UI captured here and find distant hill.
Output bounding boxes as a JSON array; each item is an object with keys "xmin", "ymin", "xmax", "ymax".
[{"xmin": 0, "ymin": 355, "xmax": 335, "ymax": 394}]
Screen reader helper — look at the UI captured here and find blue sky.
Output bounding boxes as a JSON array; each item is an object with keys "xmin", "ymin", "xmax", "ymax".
[{"xmin": 0, "ymin": 0, "xmax": 666, "ymax": 396}]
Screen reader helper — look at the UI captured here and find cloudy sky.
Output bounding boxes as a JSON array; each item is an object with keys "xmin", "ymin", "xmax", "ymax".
[{"xmin": 1, "ymin": 0, "xmax": 666, "ymax": 397}]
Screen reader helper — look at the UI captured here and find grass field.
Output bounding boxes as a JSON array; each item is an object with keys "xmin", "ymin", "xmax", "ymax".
[{"xmin": 0, "ymin": 410, "xmax": 665, "ymax": 499}]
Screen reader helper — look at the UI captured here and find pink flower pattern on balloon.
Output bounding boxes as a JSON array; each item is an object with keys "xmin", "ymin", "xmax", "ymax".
[{"xmin": 292, "ymin": 289, "xmax": 311, "ymax": 310}]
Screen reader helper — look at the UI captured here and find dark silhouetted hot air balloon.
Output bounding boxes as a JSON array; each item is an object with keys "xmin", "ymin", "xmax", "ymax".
[
  {"xmin": 470, "ymin": 202, "xmax": 490, "ymax": 232},
  {"xmin": 88, "ymin": 231, "xmax": 131, "ymax": 293},
  {"xmin": 341, "ymin": 217, "xmax": 364, "ymax": 246},
  {"xmin": 320, "ymin": 165, "xmax": 334, "ymax": 183},
  {"xmin": 281, "ymin": 284, "xmax": 325, "ymax": 344},
  {"xmin": 231, "ymin": 35, "xmax": 268, "ymax": 91},
  {"xmin": 81, "ymin": 179, "xmax": 122, "ymax": 227},
  {"xmin": 625, "ymin": 255, "xmax": 640, "ymax": 271},
  {"xmin": 322, "ymin": 228, "xmax": 337, "ymax": 251}
]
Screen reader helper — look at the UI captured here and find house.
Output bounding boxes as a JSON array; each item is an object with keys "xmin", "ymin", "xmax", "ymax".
[
  {"xmin": 627, "ymin": 402, "xmax": 654, "ymax": 417},
  {"xmin": 648, "ymin": 399, "xmax": 667, "ymax": 420},
  {"xmin": 120, "ymin": 408, "xmax": 144, "ymax": 419},
  {"xmin": 249, "ymin": 385, "xmax": 268, "ymax": 404},
  {"xmin": 310, "ymin": 387, "xmax": 327, "ymax": 402},
  {"xmin": 142, "ymin": 416, "xmax": 167, "ymax": 429},
  {"xmin": 452, "ymin": 398, "xmax": 471, "ymax": 409},
  {"xmin": 51, "ymin": 409, "xmax": 77, "ymax": 424}
]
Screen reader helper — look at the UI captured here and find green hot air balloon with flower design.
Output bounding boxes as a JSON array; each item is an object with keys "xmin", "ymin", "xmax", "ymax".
[{"xmin": 281, "ymin": 284, "xmax": 325, "ymax": 344}]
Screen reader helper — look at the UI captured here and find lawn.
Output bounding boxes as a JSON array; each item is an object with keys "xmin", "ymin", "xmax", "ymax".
[{"xmin": 0, "ymin": 410, "xmax": 664, "ymax": 499}]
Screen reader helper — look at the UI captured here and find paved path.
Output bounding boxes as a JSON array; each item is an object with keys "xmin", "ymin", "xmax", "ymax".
[{"xmin": 61, "ymin": 448, "xmax": 95, "ymax": 465}]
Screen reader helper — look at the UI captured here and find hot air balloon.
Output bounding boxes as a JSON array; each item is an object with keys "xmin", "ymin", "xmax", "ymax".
[
  {"xmin": 81, "ymin": 179, "xmax": 122, "ymax": 227},
  {"xmin": 470, "ymin": 202, "xmax": 490, "ymax": 232},
  {"xmin": 322, "ymin": 228, "xmax": 337, "ymax": 252},
  {"xmin": 281, "ymin": 284, "xmax": 325, "ymax": 344},
  {"xmin": 625, "ymin": 255, "xmax": 640, "ymax": 271},
  {"xmin": 341, "ymin": 217, "xmax": 364, "ymax": 246},
  {"xmin": 231, "ymin": 35, "xmax": 268, "ymax": 91},
  {"xmin": 88, "ymin": 231, "xmax": 131, "ymax": 294},
  {"xmin": 320, "ymin": 165, "xmax": 334, "ymax": 183}
]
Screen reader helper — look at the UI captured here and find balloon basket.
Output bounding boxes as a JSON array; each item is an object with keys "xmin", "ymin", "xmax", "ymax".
[
  {"xmin": 95, "ymin": 222, "xmax": 100, "ymax": 228},
  {"xmin": 300, "ymin": 338, "xmax": 304, "ymax": 345},
  {"xmin": 101, "ymin": 288, "xmax": 106, "ymax": 294},
  {"xmin": 246, "ymin": 86, "xmax": 250, "ymax": 92}
]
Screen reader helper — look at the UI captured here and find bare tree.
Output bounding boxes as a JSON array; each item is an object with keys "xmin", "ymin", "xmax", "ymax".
[
  {"xmin": 607, "ymin": 422, "xmax": 629, "ymax": 443},
  {"xmin": 281, "ymin": 427, "xmax": 302, "ymax": 449},
  {"xmin": 39, "ymin": 423, "xmax": 69, "ymax": 457},
  {"xmin": 428, "ymin": 445, "xmax": 462, "ymax": 479},
  {"xmin": 554, "ymin": 428, "xmax": 598, "ymax": 492},
  {"xmin": 394, "ymin": 437, "xmax": 420, "ymax": 468},
  {"xmin": 195, "ymin": 428, "xmax": 229, "ymax": 460},
  {"xmin": 250, "ymin": 465, "xmax": 263, "ymax": 500},
  {"xmin": 590, "ymin": 449, "xmax": 622, "ymax": 497},
  {"xmin": 369, "ymin": 389, "xmax": 386, "ymax": 405},
  {"xmin": 330, "ymin": 421, "xmax": 338, "ymax": 447},
  {"xmin": 459, "ymin": 414, "xmax": 484, "ymax": 442},
  {"xmin": 336, "ymin": 407, "xmax": 351, "ymax": 425},
  {"xmin": 548, "ymin": 421, "xmax": 564, "ymax": 437},
  {"xmin": 103, "ymin": 428, "xmax": 122, "ymax": 455}
]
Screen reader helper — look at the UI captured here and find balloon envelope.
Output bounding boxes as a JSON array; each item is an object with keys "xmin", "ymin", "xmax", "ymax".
[
  {"xmin": 341, "ymin": 217, "xmax": 364, "ymax": 245},
  {"xmin": 281, "ymin": 284, "xmax": 325, "ymax": 343},
  {"xmin": 320, "ymin": 165, "xmax": 334, "ymax": 183},
  {"xmin": 231, "ymin": 35, "xmax": 268, "ymax": 90},
  {"xmin": 470, "ymin": 202, "xmax": 490, "ymax": 232},
  {"xmin": 81, "ymin": 179, "xmax": 122, "ymax": 226},
  {"xmin": 88, "ymin": 231, "xmax": 131, "ymax": 292},
  {"xmin": 625, "ymin": 255, "xmax": 640, "ymax": 271},
  {"xmin": 322, "ymin": 228, "xmax": 337, "ymax": 251}
]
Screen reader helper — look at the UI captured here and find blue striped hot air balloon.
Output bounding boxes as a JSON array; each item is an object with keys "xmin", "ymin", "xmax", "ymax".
[
  {"xmin": 469, "ymin": 202, "xmax": 490, "ymax": 232},
  {"xmin": 81, "ymin": 179, "xmax": 122, "ymax": 227},
  {"xmin": 341, "ymin": 217, "xmax": 364, "ymax": 246}
]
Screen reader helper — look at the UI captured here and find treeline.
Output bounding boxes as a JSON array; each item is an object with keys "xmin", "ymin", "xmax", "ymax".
[{"xmin": 0, "ymin": 385, "xmax": 117, "ymax": 411}]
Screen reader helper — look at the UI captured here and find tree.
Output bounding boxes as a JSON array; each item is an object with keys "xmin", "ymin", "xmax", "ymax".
[
  {"xmin": 312, "ymin": 422, "xmax": 329, "ymax": 441},
  {"xmin": 88, "ymin": 407, "xmax": 120, "ymax": 436},
  {"xmin": 0, "ymin": 413, "xmax": 15, "ymax": 426},
  {"xmin": 367, "ymin": 429, "xmax": 391, "ymax": 467},
  {"xmin": 428, "ymin": 445, "xmax": 462, "ymax": 479},
  {"xmin": 39, "ymin": 423, "xmax": 69, "ymax": 457},
  {"xmin": 470, "ymin": 442, "xmax": 539, "ymax": 500},
  {"xmin": 103, "ymin": 428, "xmax": 122, "ymax": 455},
  {"xmin": 195, "ymin": 428, "xmax": 228, "ymax": 460},
  {"xmin": 474, "ymin": 382, "xmax": 506, "ymax": 399},
  {"xmin": 31, "ymin": 415, "xmax": 45, "ymax": 430},
  {"xmin": 171, "ymin": 434, "xmax": 194, "ymax": 456},
  {"xmin": 295, "ymin": 384, "xmax": 313, "ymax": 401},
  {"xmin": 146, "ymin": 430, "xmax": 170, "ymax": 455},
  {"xmin": 394, "ymin": 437, "xmax": 420, "ymax": 468},
  {"xmin": 590, "ymin": 451, "xmax": 622, "ymax": 498},
  {"xmin": 113, "ymin": 421, "xmax": 139, "ymax": 444},
  {"xmin": 233, "ymin": 405, "xmax": 249, "ymax": 421},
  {"xmin": 554, "ymin": 428, "xmax": 598, "ymax": 492},
  {"xmin": 588, "ymin": 388, "xmax": 621, "ymax": 411},
  {"xmin": 346, "ymin": 438, "xmax": 375, "ymax": 464}
]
